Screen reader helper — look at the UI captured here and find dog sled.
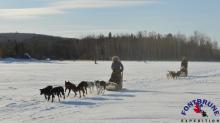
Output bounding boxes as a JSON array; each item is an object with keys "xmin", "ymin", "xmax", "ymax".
[
  {"xmin": 179, "ymin": 66, "xmax": 188, "ymax": 77},
  {"xmin": 106, "ymin": 72, "xmax": 123, "ymax": 91},
  {"xmin": 106, "ymin": 82, "xmax": 122, "ymax": 91}
]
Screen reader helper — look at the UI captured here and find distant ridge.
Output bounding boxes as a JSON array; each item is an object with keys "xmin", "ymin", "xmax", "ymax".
[{"xmin": 0, "ymin": 33, "xmax": 76, "ymax": 42}]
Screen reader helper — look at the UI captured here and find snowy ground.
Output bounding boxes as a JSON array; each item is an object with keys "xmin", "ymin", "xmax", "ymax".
[{"xmin": 0, "ymin": 60, "xmax": 220, "ymax": 123}]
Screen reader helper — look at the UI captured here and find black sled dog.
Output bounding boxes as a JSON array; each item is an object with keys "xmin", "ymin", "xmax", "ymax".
[
  {"xmin": 40, "ymin": 85, "xmax": 53, "ymax": 101},
  {"xmin": 50, "ymin": 86, "xmax": 65, "ymax": 102}
]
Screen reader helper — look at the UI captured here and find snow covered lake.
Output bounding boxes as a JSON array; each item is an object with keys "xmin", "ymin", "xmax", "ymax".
[{"xmin": 0, "ymin": 61, "xmax": 220, "ymax": 123}]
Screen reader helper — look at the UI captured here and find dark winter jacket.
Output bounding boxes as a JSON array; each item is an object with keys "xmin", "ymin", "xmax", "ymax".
[
  {"xmin": 181, "ymin": 58, "xmax": 188, "ymax": 69},
  {"xmin": 111, "ymin": 61, "xmax": 124, "ymax": 72}
]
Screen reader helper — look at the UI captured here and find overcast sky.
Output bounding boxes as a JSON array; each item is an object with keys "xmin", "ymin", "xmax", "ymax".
[{"xmin": 0, "ymin": 0, "xmax": 219, "ymax": 41}]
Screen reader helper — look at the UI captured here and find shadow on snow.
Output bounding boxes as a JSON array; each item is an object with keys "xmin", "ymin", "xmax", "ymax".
[{"xmin": 61, "ymin": 100, "xmax": 96, "ymax": 106}]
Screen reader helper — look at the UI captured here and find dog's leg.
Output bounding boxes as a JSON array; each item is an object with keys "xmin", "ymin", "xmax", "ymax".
[
  {"xmin": 48, "ymin": 95, "xmax": 50, "ymax": 101},
  {"xmin": 101, "ymin": 87, "xmax": 105, "ymax": 94},
  {"xmin": 82, "ymin": 89, "xmax": 85, "ymax": 97},
  {"xmin": 67, "ymin": 89, "xmax": 71, "ymax": 97},
  {"xmin": 79, "ymin": 90, "xmax": 81, "ymax": 98},
  {"xmin": 97, "ymin": 88, "xmax": 99, "ymax": 95},
  {"xmin": 97, "ymin": 88, "xmax": 101, "ymax": 95},
  {"xmin": 52, "ymin": 94, "xmax": 55, "ymax": 102},
  {"xmin": 92, "ymin": 86, "xmax": 94, "ymax": 92},
  {"xmin": 74, "ymin": 90, "xmax": 77, "ymax": 97},
  {"xmin": 85, "ymin": 87, "xmax": 87, "ymax": 95},
  {"xmin": 102, "ymin": 85, "xmax": 106, "ymax": 94},
  {"xmin": 61, "ymin": 90, "xmax": 65, "ymax": 99},
  {"xmin": 90, "ymin": 87, "xmax": 92, "ymax": 93},
  {"xmin": 100, "ymin": 88, "xmax": 103, "ymax": 94},
  {"xmin": 44, "ymin": 95, "xmax": 47, "ymax": 100},
  {"xmin": 96, "ymin": 85, "xmax": 99, "ymax": 92},
  {"xmin": 171, "ymin": 75, "xmax": 174, "ymax": 79},
  {"xmin": 175, "ymin": 74, "xmax": 177, "ymax": 79},
  {"xmin": 99, "ymin": 87, "xmax": 102, "ymax": 94},
  {"xmin": 62, "ymin": 91, "xmax": 65, "ymax": 99},
  {"xmin": 166, "ymin": 73, "xmax": 170, "ymax": 79},
  {"xmin": 57, "ymin": 94, "xmax": 60, "ymax": 102},
  {"xmin": 102, "ymin": 87, "xmax": 105, "ymax": 94}
]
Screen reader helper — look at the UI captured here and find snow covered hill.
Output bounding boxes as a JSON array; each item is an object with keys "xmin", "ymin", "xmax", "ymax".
[{"xmin": 0, "ymin": 61, "xmax": 220, "ymax": 123}]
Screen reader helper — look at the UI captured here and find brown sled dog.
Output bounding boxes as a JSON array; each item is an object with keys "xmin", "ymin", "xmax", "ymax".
[
  {"xmin": 76, "ymin": 81, "xmax": 88, "ymax": 98},
  {"xmin": 65, "ymin": 81, "xmax": 77, "ymax": 97}
]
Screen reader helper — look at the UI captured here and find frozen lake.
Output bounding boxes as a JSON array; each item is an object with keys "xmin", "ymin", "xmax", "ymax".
[{"xmin": 0, "ymin": 61, "xmax": 220, "ymax": 123}]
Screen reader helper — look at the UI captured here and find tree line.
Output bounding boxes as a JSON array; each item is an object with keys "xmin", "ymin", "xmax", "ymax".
[{"xmin": 0, "ymin": 31, "xmax": 220, "ymax": 61}]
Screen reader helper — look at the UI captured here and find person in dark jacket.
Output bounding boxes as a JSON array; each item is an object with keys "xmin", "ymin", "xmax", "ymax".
[
  {"xmin": 109, "ymin": 56, "xmax": 124, "ymax": 86},
  {"xmin": 180, "ymin": 57, "xmax": 188, "ymax": 76}
]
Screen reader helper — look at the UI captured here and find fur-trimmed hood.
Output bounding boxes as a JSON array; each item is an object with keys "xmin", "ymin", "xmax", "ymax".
[{"xmin": 112, "ymin": 56, "xmax": 120, "ymax": 62}]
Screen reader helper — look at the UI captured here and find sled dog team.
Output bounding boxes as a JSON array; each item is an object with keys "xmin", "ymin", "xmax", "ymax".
[
  {"xmin": 167, "ymin": 57, "xmax": 188, "ymax": 79},
  {"xmin": 166, "ymin": 67, "xmax": 188, "ymax": 79},
  {"xmin": 40, "ymin": 55, "xmax": 123, "ymax": 103},
  {"xmin": 166, "ymin": 70, "xmax": 182, "ymax": 79},
  {"xmin": 40, "ymin": 80, "xmax": 106, "ymax": 102}
]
